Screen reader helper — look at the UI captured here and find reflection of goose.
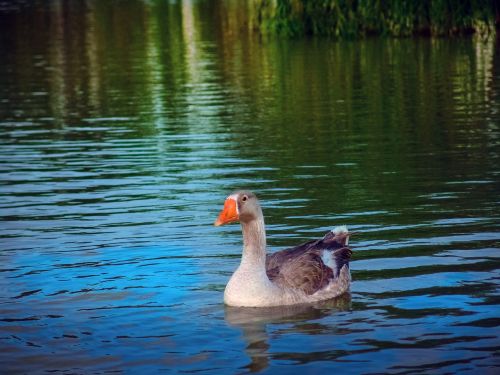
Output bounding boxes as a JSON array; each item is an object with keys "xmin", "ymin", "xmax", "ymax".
[
  {"xmin": 215, "ymin": 191, "xmax": 353, "ymax": 307},
  {"xmin": 225, "ymin": 295, "xmax": 352, "ymax": 372}
]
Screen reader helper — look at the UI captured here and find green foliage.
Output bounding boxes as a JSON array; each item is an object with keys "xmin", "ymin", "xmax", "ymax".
[
  {"xmin": 255, "ymin": 0, "xmax": 498, "ymax": 38},
  {"xmin": 257, "ymin": 0, "xmax": 304, "ymax": 36}
]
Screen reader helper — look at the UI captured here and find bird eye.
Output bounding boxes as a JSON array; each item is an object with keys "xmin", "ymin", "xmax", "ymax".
[{"xmin": 242, "ymin": 195, "xmax": 248, "ymax": 202}]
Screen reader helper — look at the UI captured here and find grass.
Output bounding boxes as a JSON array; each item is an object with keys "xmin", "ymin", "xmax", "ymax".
[{"xmin": 254, "ymin": 0, "xmax": 499, "ymax": 38}]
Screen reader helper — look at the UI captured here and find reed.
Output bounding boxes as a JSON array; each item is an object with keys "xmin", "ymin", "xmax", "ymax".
[{"xmin": 255, "ymin": 0, "xmax": 498, "ymax": 37}]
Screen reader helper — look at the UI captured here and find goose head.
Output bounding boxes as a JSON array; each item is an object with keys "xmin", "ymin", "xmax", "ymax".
[{"xmin": 214, "ymin": 191, "xmax": 262, "ymax": 226}]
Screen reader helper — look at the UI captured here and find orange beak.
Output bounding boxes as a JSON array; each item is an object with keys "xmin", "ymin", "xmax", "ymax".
[{"xmin": 214, "ymin": 198, "xmax": 239, "ymax": 226}]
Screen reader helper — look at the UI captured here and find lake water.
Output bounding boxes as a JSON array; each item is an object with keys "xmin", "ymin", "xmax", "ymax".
[{"xmin": 1, "ymin": 1, "xmax": 499, "ymax": 373}]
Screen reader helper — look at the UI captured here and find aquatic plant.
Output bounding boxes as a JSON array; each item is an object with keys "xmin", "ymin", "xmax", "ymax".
[{"xmin": 255, "ymin": 0, "xmax": 498, "ymax": 37}]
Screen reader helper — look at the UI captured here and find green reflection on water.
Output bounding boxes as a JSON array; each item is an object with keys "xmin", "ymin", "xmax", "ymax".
[{"xmin": 2, "ymin": 0, "xmax": 498, "ymax": 232}]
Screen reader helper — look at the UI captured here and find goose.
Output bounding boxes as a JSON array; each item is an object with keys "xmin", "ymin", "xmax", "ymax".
[{"xmin": 214, "ymin": 190, "xmax": 352, "ymax": 307}]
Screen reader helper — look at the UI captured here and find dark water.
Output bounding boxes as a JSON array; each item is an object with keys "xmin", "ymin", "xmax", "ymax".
[{"xmin": 1, "ymin": 1, "xmax": 499, "ymax": 373}]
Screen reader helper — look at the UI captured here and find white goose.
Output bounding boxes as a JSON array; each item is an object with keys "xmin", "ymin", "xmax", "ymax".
[{"xmin": 215, "ymin": 190, "xmax": 352, "ymax": 307}]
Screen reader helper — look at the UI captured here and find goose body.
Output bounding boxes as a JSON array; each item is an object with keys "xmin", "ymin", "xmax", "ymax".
[{"xmin": 215, "ymin": 191, "xmax": 352, "ymax": 307}]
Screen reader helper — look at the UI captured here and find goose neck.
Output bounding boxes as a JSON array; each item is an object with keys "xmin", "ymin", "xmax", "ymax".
[{"xmin": 241, "ymin": 218, "xmax": 267, "ymax": 267}]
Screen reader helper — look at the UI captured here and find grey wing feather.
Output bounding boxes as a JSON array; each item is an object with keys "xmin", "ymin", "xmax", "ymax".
[{"xmin": 266, "ymin": 230, "xmax": 353, "ymax": 295}]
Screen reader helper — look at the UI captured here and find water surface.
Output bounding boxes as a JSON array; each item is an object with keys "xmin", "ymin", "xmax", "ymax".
[{"xmin": 1, "ymin": 1, "xmax": 499, "ymax": 373}]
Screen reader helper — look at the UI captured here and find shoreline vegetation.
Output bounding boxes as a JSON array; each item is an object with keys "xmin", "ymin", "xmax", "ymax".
[{"xmin": 254, "ymin": 0, "xmax": 500, "ymax": 38}]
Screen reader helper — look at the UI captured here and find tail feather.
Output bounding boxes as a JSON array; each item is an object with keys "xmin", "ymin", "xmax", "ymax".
[
  {"xmin": 321, "ymin": 226, "xmax": 353, "ymax": 277},
  {"xmin": 322, "ymin": 225, "xmax": 351, "ymax": 247},
  {"xmin": 332, "ymin": 247, "xmax": 352, "ymax": 277}
]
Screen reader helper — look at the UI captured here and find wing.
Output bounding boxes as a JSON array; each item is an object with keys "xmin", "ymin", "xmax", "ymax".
[
  {"xmin": 267, "ymin": 250, "xmax": 334, "ymax": 295},
  {"xmin": 266, "ymin": 228, "xmax": 353, "ymax": 295}
]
